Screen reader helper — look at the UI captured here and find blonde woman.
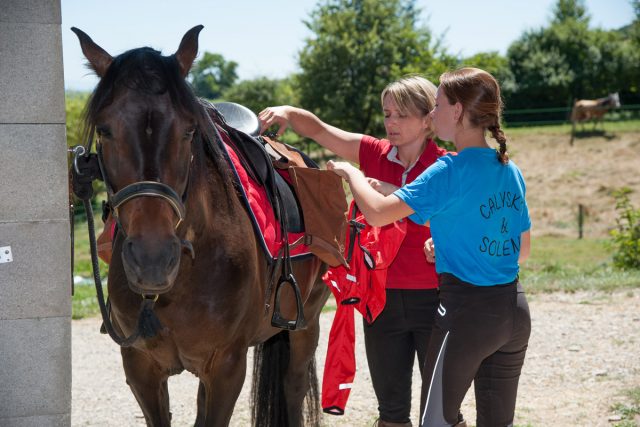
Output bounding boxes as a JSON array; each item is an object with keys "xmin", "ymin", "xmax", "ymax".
[{"xmin": 259, "ymin": 76, "xmax": 450, "ymax": 427}]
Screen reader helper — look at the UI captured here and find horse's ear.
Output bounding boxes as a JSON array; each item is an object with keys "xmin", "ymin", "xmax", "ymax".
[
  {"xmin": 174, "ymin": 25, "xmax": 204, "ymax": 78},
  {"xmin": 71, "ymin": 27, "xmax": 113, "ymax": 78}
]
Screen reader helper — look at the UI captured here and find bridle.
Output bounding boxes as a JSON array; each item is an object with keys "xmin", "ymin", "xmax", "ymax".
[
  {"xmin": 95, "ymin": 139, "xmax": 188, "ymax": 232},
  {"xmin": 69, "ymin": 129, "xmax": 193, "ymax": 347}
]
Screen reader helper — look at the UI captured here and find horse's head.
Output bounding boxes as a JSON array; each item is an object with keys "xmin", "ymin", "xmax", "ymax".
[
  {"xmin": 609, "ymin": 92, "xmax": 621, "ymax": 108},
  {"xmin": 73, "ymin": 26, "xmax": 205, "ymax": 295}
]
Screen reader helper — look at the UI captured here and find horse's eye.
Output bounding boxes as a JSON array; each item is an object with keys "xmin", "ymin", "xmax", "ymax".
[
  {"xmin": 183, "ymin": 128, "xmax": 196, "ymax": 140},
  {"xmin": 96, "ymin": 125, "xmax": 113, "ymax": 139}
]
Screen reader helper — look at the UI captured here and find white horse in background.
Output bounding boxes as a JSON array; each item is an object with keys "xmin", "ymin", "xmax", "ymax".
[
  {"xmin": 570, "ymin": 92, "xmax": 620, "ymax": 143},
  {"xmin": 571, "ymin": 93, "xmax": 621, "ymax": 127}
]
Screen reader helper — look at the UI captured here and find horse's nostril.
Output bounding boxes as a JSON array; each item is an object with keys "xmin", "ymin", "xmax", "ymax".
[{"xmin": 121, "ymin": 235, "xmax": 182, "ymax": 292}]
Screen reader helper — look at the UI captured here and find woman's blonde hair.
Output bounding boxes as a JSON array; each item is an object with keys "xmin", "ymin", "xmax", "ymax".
[
  {"xmin": 439, "ymin": 67, "xmax": 509, "ymax": 164},
  {"xmin": 381, "ymin": 75, "xmax": 436, "ymax": 140}
]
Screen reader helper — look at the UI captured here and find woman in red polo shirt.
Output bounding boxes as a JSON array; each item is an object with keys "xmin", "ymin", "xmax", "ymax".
[{"xmin": 259, "ymin": 76, "xmax": 453, "ymax": 427}]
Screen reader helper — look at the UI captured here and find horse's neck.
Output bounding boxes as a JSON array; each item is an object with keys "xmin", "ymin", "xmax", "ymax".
[{"xmin": 598, "ymin": 95, "xmax": 615, "ymax": 107}]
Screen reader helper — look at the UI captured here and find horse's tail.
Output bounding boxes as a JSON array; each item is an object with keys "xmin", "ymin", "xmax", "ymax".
[{"xmin": 251, "ymin": 331, "xmax": 320, "ymax": 427}]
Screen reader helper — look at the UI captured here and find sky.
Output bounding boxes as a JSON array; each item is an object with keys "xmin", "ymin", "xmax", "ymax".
[{"xmin": 61, "ymin": 0, "xmax": 635, "ymax": 91}]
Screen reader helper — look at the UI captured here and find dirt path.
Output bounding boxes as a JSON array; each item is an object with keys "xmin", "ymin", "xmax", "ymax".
[{"xmin": 72, "ymin": 289, "xmax": 640, "ymax": 427}]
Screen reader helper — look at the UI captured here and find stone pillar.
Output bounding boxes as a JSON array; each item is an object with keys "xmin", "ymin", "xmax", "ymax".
[{"xmin": 0, "ymin": 1, "xmax": 71, "ymax": 426}]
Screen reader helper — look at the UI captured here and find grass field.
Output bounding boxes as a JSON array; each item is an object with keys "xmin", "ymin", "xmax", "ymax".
[{"xmin": 71, "ymin": 121, "xmax": 640, "ymax": 318}]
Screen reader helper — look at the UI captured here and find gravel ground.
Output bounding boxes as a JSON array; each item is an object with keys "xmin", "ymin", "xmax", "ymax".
[{"xmin": 72, "ymin": 289, "xmax": 640, "ymax": 427}]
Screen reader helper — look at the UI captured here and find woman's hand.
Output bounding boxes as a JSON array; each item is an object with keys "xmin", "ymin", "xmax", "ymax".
[
  {"xmin": 326, "ymin": 160, "xmax": 358, "ymax": 180},
  {"xmin": 423, "ymin": 238, "xmax": 435, "ymax": 263},
  {"xmin": 366, "ymin": 178, "xmax": 399, "ymax": 196},
  {"xmin": 328, "ymin": 160, "xmax": 414, "ymax": 227},
  {"xmin": 258, "ymin": 106, "xmax": 290, "ymax": 136}
]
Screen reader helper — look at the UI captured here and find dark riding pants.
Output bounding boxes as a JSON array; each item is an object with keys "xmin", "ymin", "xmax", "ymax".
[
  {"xmin": 364, "ymin": 288, "xmax": 439, "ymax": 423},
  {"xmin": 419, "ymin": 274, "xmax": 531, "ymax": 427}
]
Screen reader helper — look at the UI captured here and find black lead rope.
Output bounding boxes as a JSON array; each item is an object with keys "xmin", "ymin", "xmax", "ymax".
[
  {"xmin": 83, "ymin": 198, "xmax": 143, "ymax": 347},
  {"xmin": 71, "ymin": 145, "xmax": 159, "ymax": 347}
]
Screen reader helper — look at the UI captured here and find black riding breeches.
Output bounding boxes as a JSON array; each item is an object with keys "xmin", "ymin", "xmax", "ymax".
[
  {"xmin": 419, "ymin": 274, "xmax": 531, "ymax": 427},
  {"xmin": 364, "ymin": 288, "xmax": 439, "ymax": 423}
]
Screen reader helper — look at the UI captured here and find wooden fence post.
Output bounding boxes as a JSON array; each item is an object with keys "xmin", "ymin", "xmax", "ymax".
[{"xmin": 578, "ymin": 203, "xmax": 585, "ymax": 239}]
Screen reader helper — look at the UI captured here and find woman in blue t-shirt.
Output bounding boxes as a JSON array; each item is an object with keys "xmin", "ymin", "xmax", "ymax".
[{"xmin": 328, "ymin": 67, "xmax": 531, "ymax": 427}]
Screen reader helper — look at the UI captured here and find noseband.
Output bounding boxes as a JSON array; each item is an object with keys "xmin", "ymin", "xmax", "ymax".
[
  {"xmin": 110, "ymin": 181, "xmax": 185, "ymax": 228},
  {"xmin": 96, "ymin": 141, "xmax": 187, "ymax": 230}
]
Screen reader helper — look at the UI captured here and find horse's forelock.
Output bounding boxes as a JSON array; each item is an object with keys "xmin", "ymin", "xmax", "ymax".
[
  {"xmin": 85, "ymin": 47, "xmax": 201, "ymax": 122},
  {"xmin": 83, "ymin": 47, "xmax": 199, "ymax": 139}
]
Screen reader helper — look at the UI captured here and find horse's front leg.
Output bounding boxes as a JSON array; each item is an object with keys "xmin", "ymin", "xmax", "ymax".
[
  {"xmin": 194, "ymin": 347, "xmax": 248, "ymax": 427},
  {"xmin": 121, "ymin": 346, "xmax": 171, "ymax": 427}
]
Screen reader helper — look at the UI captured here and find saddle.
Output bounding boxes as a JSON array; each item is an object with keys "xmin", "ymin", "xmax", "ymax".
[
  {"xmin": 207, "ymin": 101, "xmax": 348, "ymax": 330},
  {"xmin": 210, "ymin": 102, "xmax": 348, "ymax": 268},
  {"xmin": 211, "ymin": 102, "xmax": 307, "ymax": 233}
]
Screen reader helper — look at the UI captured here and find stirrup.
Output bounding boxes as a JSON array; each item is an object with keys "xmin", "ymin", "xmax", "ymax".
[{"xmin": 271, "ymin": 273, "xmax": 306, "ymax": 330}]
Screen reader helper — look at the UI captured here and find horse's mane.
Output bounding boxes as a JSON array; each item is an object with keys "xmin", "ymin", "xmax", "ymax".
[{"xmin": 81, "ymin": 46, "xmax": 234, "ymax": 196}]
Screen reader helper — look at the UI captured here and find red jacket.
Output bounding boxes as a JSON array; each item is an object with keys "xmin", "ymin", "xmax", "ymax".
[{"xmin": 321, "ymin": 202, "xmax": 407, "ymax": 414}]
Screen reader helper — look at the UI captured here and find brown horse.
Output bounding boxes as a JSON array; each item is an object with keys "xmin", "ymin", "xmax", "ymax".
[
  {"xmin": 571, "ymin": 92, "xmax": 620, "ymax": 128},
  {"xmin": 72, "ymin": 25, "xmax": 330, "ymax": 426}
]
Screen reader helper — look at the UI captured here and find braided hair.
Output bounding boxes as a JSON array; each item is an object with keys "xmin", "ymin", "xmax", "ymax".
[{"xmin": 488, "ymin": 124, "xmax": 509, "ymax": 164}]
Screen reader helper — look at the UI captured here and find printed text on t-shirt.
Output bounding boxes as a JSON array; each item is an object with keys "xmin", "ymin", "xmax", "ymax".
[
  {"xmin": 479, "ymin": 192, "xmax": 521, "ymax": 219},
  {"xmin": 478, "ymin": 191, "xmax": 522, "ymax": 258}
]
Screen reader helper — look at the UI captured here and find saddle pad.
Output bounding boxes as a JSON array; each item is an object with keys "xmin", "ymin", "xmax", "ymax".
[{"xmin": 222, "ymin": 141, "xmax": 312, "ymax": 261}]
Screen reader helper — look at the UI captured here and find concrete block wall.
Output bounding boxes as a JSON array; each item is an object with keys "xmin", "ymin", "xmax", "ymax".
[{"xmin": 0, "ymin": 1, "xmax": 71, "ymax": 425}]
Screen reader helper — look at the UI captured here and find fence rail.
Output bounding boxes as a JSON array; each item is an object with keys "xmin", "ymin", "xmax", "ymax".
[{"xmin": 503, "ymin": 104, "xmax": 640, "ymax": 127}]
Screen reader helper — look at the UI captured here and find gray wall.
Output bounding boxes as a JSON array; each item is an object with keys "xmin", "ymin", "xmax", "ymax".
[{"xmin": 0, "ymin": 1, "xmax": 71, "ymax": 426}]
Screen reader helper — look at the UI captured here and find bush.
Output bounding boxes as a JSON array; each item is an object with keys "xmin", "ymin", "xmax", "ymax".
[{"xmin": 609, "ymin": 187, "xmax": 640, "ymax": 269}]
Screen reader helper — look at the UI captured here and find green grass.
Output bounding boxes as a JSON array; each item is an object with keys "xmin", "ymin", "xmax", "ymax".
[
  {"xmin": 72, "ymin": 213, "xmax": 109, "ymax": 278},
  {"xmin": 610, "ymin": 387, "xmax": 640, "ymax": 427},
  {"xmin": 520, "ymin": 236, "xmax": 640, "ymax": 293},
  {"xmin": 72, "ymin": 284, "xmax": 105, "ymax": 320},
  {"xmin": 72, "ymin": 218, "xmax": 109, "ymax": 319}
]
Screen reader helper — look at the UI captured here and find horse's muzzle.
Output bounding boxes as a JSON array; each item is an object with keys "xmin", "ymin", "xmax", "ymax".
[{"xmin": 121, "ymin": 235, "xmax": 181, "ymax": 295}]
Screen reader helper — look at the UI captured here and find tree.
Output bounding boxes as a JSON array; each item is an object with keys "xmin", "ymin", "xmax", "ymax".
[
  {"xmin": 633, "ymin": 0, "xmax": 640, "ymax": 44},
  {"xmin": 506, "ymin": 0, "xmax": 638, "ymax": 109},
  {"xmin": 65, "ymin": 91, "xmax": 90, "ymax": 150},
  {"xmin": 628, "ymin": 0, "xmax": 640, "ymax": 98},
  {"xmin": 222, "ymin": 77, "xmax": 298, "ymax": 115},
  {"xmin": 460, "ymin": 52, "xmax": 516, "ymax": 101},
  {"xmin": 189, "ymin": 52, "xmax": 238, "ymax": 100},
  {"xmin": 551, "ymin": 0, "xmax": 589, "ymax": 24},
  {"xmin": 296, "ymin": 0, "xmax": 454, "ymax": 135},
  {"xmin": 507, "ymin": 23, "xmax": 585, "ymax": 108}
]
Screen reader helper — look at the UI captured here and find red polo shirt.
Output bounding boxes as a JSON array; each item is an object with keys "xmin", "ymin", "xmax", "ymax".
[{"xmin": 359, "ymin": 135, "xmax": 447, "ymax": 289}]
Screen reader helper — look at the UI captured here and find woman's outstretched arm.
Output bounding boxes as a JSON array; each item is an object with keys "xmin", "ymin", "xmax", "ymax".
[{"xmin": 327, "ymin": 160, "xmax": 414, "ymax": 227}]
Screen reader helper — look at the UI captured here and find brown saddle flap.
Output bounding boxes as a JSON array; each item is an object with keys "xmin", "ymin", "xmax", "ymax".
[
  {"xmin": 262, "ymin": 136, "xmax": 308, "ymax": 168},
  {"xmin": 288, "ymin": 166, "xmax": 349, "ymax": 267}
]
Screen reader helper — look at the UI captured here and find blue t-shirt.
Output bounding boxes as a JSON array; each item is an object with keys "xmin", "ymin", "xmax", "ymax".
[{"xmin": 393, "ymin": 147, "xmax": 531, "ymax": 286}]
